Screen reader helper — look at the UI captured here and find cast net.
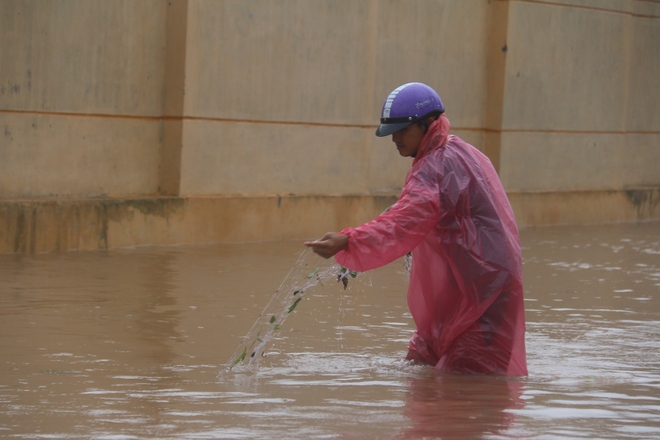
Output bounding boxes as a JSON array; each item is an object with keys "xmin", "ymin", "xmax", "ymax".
[{"xmin": 222, "ymin": 248, "xmax": 358, "ymax": 374}]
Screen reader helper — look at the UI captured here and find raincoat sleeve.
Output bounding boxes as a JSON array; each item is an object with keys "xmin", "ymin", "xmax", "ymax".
[{"xmin": 334, "ymin": 170, "xmax": 439, "ymax": 272}]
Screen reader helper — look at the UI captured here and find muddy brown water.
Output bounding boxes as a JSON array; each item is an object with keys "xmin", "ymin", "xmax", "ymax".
[{"xmin": 1, "ymin": 222, "xmax": 659, "ymax": 439}]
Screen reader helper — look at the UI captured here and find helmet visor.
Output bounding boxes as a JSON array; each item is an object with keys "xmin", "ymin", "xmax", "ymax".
[{"xmin": 375, "ymin": 120, "xmax": 413, "ymax": 137}]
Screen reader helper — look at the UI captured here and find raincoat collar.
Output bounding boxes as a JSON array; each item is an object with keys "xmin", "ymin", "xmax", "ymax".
[{"xmin": 412, "ymin": 114, "xmax": 451, "ymax": 166}]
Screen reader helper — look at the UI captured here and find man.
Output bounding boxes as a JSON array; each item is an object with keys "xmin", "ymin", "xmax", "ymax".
[{"xmin": 305, "ymin": 82, "xmax": 527, "ymax": 376}]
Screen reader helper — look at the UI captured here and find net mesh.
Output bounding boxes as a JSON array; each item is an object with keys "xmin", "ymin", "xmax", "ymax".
[{"xmin": 222, "ymin": 248, "xmax": 358, "ymax": 374}]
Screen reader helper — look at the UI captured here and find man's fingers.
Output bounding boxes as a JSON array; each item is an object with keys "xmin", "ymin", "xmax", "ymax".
[
  {"xmin": 304, "ymin": 233, "xmax": 346, "ymax": 259},
  {"xmin": 304, "ymin": 240, "xmax": 331, "ymax": 258}
]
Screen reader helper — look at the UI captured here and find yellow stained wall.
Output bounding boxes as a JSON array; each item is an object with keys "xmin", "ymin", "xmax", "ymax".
[{"xmin": 1, "ymin": 0, "xmax": 659, "ymax": 253}]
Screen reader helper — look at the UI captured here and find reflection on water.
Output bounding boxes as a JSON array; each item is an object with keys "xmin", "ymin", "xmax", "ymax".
[
  {"xmin": 0, "ymin": 222, "xmax": 659, "ymax": 439},
  {"xmin": 400, "ymin": 373, "xmax": 525, "ymax": 439}
]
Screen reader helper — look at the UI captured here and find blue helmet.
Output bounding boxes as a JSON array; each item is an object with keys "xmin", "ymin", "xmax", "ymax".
[{"xmin": 375, "ymin": 82, "xmax": 445, "ymax": 137}]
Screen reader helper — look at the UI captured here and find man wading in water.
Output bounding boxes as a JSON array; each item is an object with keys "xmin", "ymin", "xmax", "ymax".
[{"xmin": 305, "ymin": 82, "xmax": 527, "ymax": 376}]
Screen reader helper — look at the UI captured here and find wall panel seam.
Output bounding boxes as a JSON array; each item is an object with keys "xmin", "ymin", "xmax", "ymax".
[
  {"xmin": 511, "ymin": 0, "xmax": 660, "ymax": 18},
  {"xmin": 3, "ymin": 110, "xmax": 658, "ymax": 135}
]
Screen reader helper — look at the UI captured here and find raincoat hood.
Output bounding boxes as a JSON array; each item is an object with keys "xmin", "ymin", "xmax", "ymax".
[{"xmin": 413, "ymin": 114, "xmax": 451, "ymax": 166}]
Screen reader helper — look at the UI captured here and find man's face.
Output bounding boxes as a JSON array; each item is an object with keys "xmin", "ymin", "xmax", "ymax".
[{"xmin": 391, "ymin": 123, "xmax": 425, "ymax": 158}]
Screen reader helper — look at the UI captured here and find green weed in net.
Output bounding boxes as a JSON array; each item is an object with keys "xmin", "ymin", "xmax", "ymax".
[
  {"xmin": 288, "ymin": 297, "xmax": 303, "ymax": 314},
  {"xmin": 232, "ymin": 347, "xmax": 247, "ymax": 365},
  {"xmin": 338, "ymin": 266, "xmax": 359, "ymax": 289}
]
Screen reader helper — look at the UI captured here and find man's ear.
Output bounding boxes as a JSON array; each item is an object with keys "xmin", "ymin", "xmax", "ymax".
[
  {"xmin": 420, "ymin": 117, "xmax": 434, "ymax": 133},
  {"xmin": 423, "ymin": 116, "xmax": 439, "ymax": 133}
]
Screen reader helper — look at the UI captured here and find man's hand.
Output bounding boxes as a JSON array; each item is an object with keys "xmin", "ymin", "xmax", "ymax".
[{"xmin": 304, "ymin": 232, "xmax": 349, "ymax": 259}]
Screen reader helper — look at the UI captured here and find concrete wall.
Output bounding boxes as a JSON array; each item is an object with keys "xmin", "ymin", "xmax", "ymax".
[
  {"xmin": 178, "ymin": 0, "xmax": 493, "ymax": 197},
  {"xmin": 1, "ymin": 0, "xmax": 659, "ymax": 253},
  {"xmin": 1, "ymin": 0, "xmax": 166, "ymax": 197},
  {"xmin": 501, "ymin": 0, "xmax": 660, "ymax": 192}
]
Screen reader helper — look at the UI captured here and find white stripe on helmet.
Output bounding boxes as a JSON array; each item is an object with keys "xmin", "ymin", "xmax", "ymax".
[{"xmin": 382, "ymin": 83, "xmax": 412, "ymax": 118}]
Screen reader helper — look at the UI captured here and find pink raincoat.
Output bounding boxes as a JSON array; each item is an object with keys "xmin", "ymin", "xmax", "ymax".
[{"xmin": 335, "ymin": 115, "xmax": 527, "ymax": 376}]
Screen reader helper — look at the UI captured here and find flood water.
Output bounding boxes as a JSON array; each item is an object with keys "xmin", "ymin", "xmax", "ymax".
[{"xmin": 1, "ymin": 222, "xmax": 659, "ymax": 439}]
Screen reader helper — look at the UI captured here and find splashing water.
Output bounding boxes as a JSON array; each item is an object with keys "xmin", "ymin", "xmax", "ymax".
[{"xmin": 221, "ymin": 248, "xmax": 358, "ymax": 374}]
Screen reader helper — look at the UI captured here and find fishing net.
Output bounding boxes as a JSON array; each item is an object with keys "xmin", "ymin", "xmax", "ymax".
[{"xmin": 222, "ymin": 248, "xmax": 358, "ymax": 374}]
